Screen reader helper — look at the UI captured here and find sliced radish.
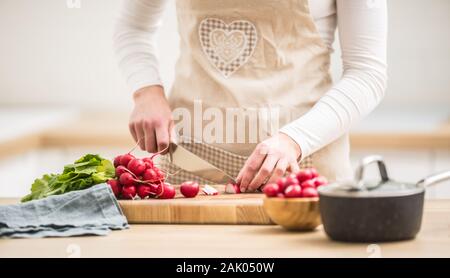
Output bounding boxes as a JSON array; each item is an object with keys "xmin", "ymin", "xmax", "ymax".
[
  {"xmin": 202, "ymin": 185, "xmax": 219, "ymax": 196},
  {"xmin": 225, "ymin": 183, "xmax": 241, "ymax": 194}
]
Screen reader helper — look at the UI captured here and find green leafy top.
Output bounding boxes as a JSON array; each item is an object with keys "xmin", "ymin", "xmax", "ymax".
[{"xmin": 21, "ymin": 154, "xmax": 115, "ymax": 202}]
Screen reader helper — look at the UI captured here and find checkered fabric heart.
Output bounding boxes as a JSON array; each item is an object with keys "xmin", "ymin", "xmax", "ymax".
[{"xmin": 199, "ymin": 18, "xmax": 258, "ymax": 78}]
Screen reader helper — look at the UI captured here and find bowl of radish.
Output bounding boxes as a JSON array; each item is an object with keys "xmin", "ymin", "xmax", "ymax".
[{"xmin": 262, "ymin": 168, "xmax": 328, "ymax": 231}]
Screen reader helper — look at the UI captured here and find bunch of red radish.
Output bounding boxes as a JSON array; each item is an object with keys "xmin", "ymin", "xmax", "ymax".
[
  {"xmin": 262, "ymin": 168, "xmax": 327, "ymax": 198},
  {"xmin": 106, "ymin": 153, "xmax": 205, "ymax": 200}
]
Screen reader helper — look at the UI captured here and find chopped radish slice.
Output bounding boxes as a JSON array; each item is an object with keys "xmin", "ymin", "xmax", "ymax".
[
  {"xmin": 202, "ymin": 185, "xmax": 219, "ymax": 195},
  {"xmin": 225, "ymin": 183, "xmax": 241, "ymax": 194}
]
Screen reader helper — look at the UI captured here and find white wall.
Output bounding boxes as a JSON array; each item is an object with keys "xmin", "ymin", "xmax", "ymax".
[{"xmin": 0, "ymin": 0, "xmax": 449, "ymax": 111}]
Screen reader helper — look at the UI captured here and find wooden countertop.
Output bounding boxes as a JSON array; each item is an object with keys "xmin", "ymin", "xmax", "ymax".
[
  {"xmin": 1, "ymin": 199, "xmax": 449, "ymax": 258},
  {"xmin": 1, "ymin": 113, "xmax": 450, "ymax": 159}
]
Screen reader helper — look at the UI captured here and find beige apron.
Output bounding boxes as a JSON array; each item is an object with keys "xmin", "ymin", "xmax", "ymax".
[{"xmin": 160, "ymin": 0, "xmax": 353, "ymax": 184}]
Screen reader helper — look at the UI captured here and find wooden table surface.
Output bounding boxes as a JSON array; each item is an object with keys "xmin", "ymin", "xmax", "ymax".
[{"xmin": 1, "ymin": 199, "xmax": 449, "ymax": 258}]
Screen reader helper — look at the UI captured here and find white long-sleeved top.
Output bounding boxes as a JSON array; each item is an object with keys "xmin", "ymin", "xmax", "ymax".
[{"xmin": 113, "ymin": 0, "xmax": 388, "ymax": 159}]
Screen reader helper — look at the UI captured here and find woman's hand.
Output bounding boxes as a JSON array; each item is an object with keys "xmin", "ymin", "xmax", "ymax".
[
  {"xmin": 236, "ymin": 133, "xmax": 302, "ymax": 192},
  {"xmin": 129, "ymin": 85, "xmax": 173, "ymax": 153}
]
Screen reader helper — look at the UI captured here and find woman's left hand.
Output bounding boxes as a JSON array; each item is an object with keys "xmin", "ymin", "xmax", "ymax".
[{"xmin": 236, "ymin": 133, "xmax": 302, "ymax": 192}]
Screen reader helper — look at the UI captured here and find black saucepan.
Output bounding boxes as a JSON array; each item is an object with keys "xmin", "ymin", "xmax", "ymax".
[{"xmin": 318, "ymin": 155, "xmax": 450, "ymax": 242}]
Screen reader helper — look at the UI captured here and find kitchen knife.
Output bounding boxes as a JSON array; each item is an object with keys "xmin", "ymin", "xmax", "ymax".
[{"xmin": 168, "ymin": 142, "xmax": 236, "ymax": 184}]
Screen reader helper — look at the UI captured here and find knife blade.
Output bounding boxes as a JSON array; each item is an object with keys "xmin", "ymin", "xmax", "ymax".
[{"xmin": 168, "ymin": 142, "xmax": 236, "ymax": 184}]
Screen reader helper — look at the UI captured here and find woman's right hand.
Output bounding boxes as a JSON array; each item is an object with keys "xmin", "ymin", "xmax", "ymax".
[{"xmin": 129, "ymin": 85, "xmax": 174, "ymax": 153}]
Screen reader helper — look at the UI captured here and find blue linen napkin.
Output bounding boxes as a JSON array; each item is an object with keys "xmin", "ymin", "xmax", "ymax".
[{"xmin": 0, "ymin": 184, "xmax": 128, "ymax": 238}]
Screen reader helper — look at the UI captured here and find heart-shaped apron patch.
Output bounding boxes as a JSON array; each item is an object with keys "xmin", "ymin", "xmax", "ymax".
[{"xmin": 199, "ymin": 18, "xmax": 258, "ymax": 78}]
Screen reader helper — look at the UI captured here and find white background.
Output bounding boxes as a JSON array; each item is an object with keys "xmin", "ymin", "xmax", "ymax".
[{"xmin": 0, "ymin": 0, "xmax": 449, "ymax": 111}]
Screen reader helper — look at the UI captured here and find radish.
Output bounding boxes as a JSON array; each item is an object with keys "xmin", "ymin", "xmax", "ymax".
[
  {"xmin": 301, "ymin": 179, "xmax": 315, "ymax": 188},
  {"xmin": 121, "ymin": 185, "xmax": 137, "ymax": 199},
  {"xmin": 277, "ymin": 193, "xmax": 285, "ymax": 198},
  {"xmin": 119, "ymin": 172, "xmax": 136, "ymax": 186},
  {"xmin": 115, "ymin": 165, "xmax": 128, "ymax": 177},
  {"xmin": 180, "ymin": 181, "xmax": 200, "ymax": 198},
  {"xmin": 286, "ymin": 173, "xmax": 299, "ymax": 185},
  {"xmin": 113, "ymin": 155, "xmax": 123, "ymax": 168},
  {"xmin": 142, "ymin": 157, "xmax": 154, "ymax": 169},
  {"xmin": 225, "ymin": 183, "xmax": 241, "ymax": 194},
  {"xmin": 310, "ymin": 168, "xmax": 319, "ymax": 179},
  {"xmin": 302, "ymin": 187, "xmax": 318, "ymax": 198},
  {"xmin": 137, "ymin": 184, "xmax": 153, "ymax": 199},
  {"xmin": 119, "ymin": 154, "xmax": 135, "ymax": 167},
  {"xmin": 313, "ymin": 176, "xmax": 328, "ymax": 187},
  {"xmin": 155, "ymin": 167, "xmax": 165, "ymax": 179},
  {"xmin": 263, "ymin": 183, "xmax": 279, "ymax": 197},
  {"xmin": 127, "ymin": 158, "xmax": 146, "ymax": 176},
  {"xmin": 107, "ymin": 179, "xmax": 121, "ymax": 198},
  {"xmin": 202, "ymin": 185, "xmax": 219, "ymax": 195},
  {"xmin": 158, "ymin": 183, "xmax": 176, "ymax": 199},
  {"xmin": 276, "ymin": 177, "xmax": 288, "ymax": 191},
  {"xmin": 143, "ymin": 168, "xmax": 162, "ymax": 182},
  {"xmin": 296, "ymin": 169, "xmax": 313, "ymax": 183},
  {"xmin": 276, "ymin": 174, "xmax": 298, "ymax": 192},
  {"xmin": 284, "ymin": 184, "xmax": 302, "ymax": 198}
]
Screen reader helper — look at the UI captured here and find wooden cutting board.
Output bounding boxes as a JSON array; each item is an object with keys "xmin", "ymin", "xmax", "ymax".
[{"xmin": 119, "ymin": 185, "xmax": 273, "ymax": 225}]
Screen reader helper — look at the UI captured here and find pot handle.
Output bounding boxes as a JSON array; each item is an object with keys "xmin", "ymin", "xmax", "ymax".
[
  {"xmin": 353, "ymin": 155, "xmax": 390, "ymax": 190},
  {"xmin": 417, "ymin": 170, "xmax": 450, "ymax": 188}
]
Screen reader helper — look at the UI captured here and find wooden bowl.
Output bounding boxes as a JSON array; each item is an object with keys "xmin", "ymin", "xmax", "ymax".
[{"xmin": 263, "ymin": 197, "xmax": 321, "ymax": 231}]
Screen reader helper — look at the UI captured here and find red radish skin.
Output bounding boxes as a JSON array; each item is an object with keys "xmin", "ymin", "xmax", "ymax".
[
  {"xmin": 277, "ymin": 193, "xmax": 285, "ymax": 198},
  {"xmin": 115, "ymin": 165, "xmax": 128, "ymax": 177},
  {"xmin": 107, "ymin": 179, "xmax": 122, "ymax": 198},
  {"xmin": 180, "ymin": 181, "xmax": 200, "ymax": 198},
  {"xmin": 159, "ymin": 183, "xmax": 176, "ymax": 199},
  {"xmin": 142, "ymin": 168, "xmax": 162, "ymax": 182},
  {"xmin": 286, "ymin": 173, "xmax": 300, "ymax": 185},
  {"xmin": 119, "ymin": 154, "xmax": 135, "ymax": 167},
  {"xmin": 276, "ymin": 175, "xmax": 298, "ymax": 192},
  {"xmin": 155, "ymin": 168, "xmax": 165, "ymax": 179},
  {"xmin": 137, "ymin": 184, "xmax": 153, "ymax": 199},
  {"xmin": 119, "ymin": 172, "xmax": 136, "ymax": 186},
  {"xmin": 263, "ymin": 183, "xmax": 280, "ymax": 197},
  {"xmin": 296, "ymin": 169, "xmax": 313, "ymax": 183},
  {"xmin": 313, "ymin": 176, "xmax": 328, "ymax": 187},
  {"xmin": 301, "ymin": 179, "xmax": 315, "ymax": 188},
  {"xmin": 142, "ymin": 157, "xmax": 154, "ymax": 169},
  {"xmin": 284, "ymin": 184, "xmax": 302, "ymax": 198},
  {"xmin": 127, "ymin": 159, "xmax": 146, "ymax": 176},
  {"xmin": 302, "ymin": 187, "xmax": 319, "ymax": 198},
  {"xmin": 225, "ymin": 183, "xmax": 241, "ymax": 194},
  {"xmin": 310, "ymin": 168, "xmax": 319, "ymax": 179},
  {"xmin": 121, "ymin": 185, "xmax": 137, "ymax": 199},
  {"xmin": 113, "ymin": 155, "xmax": 123, "ymax": 168}
]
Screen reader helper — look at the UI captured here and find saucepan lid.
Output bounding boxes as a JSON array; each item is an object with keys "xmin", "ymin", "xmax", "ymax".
[{"xmin": 318, "ymin": 155, "xmax": 450, "ymax": 198}]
